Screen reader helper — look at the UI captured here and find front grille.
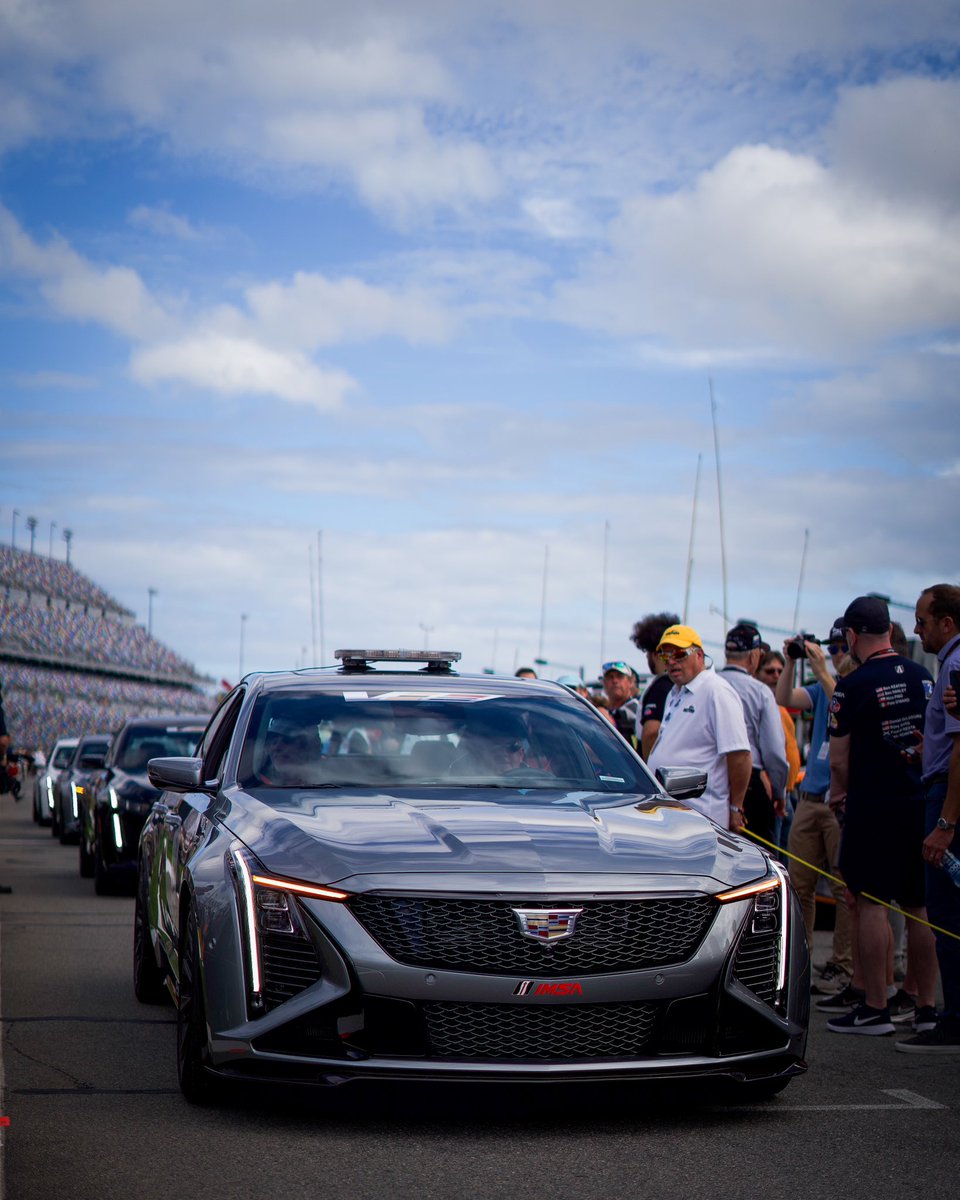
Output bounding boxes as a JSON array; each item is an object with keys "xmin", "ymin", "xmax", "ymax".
[
  {"xmin": 261, "ymin": 931, "xmax": 322, "ymax": 1010},
  {"xmin": 348, "ymin": 894, "xmax": 716, "ymax": 975},
  {"xmin": 732, "ymin": 927, "xmax": 779, "ymax": 1005},
  {"xmin": 422, "ymin": 1000, "xmax": 659, "ymax": 1060}
]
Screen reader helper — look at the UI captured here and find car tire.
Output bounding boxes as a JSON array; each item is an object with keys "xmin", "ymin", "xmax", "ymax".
[
  {"xmin": 79, "ymin": 835, "xmax": 94, "ymax": 879},
  {"xmin": 94, "ymin": 840, "xmax": 119, "ymax": 896},
  {"xmin": 177, "ymin": 902, "xmax": 218, "ymax": 1104},
  {"xmin": 51, "ymin": 803, "xmax": 60, "ymax": 838},
  {"xmin": 133, "ymin": 870, "xmax": 168, "ymax": 1004}
]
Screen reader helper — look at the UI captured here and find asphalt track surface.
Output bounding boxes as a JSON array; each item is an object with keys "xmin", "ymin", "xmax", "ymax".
[{"xmin": 2, "ymin": 793, "xmax": 959, "ymax": 1200}]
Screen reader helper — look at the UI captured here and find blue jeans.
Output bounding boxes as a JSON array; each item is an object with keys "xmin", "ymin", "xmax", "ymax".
[{"xmin": 925, "ymin": 781, "xmax": 960, "ymax": 1022}]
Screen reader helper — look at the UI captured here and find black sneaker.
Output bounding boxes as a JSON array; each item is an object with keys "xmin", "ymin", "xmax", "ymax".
[
  {"xmin": 810, "ymin": 961, "xmax": 851, "ymax": 995},
  {"xmin": 912, "ymin": 1006, "xmax": 938, "ymax": 1033},
  {"xmin": 895, "ymin": 1023, "xmax": 960, "ymax": 1054},
  {"xmin": 888, "ymin": 989, "xmax": 918, "ymax": 1023},
  {"xmin": 827, "ymin": 1004, "xmax": 895, "ymax": 1036},
  {"xmin": 815, "ymin": 983, "xmax": 865, "ymax": 1012}
]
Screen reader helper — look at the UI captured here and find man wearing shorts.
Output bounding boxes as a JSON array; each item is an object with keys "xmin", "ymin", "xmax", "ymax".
[{"xmin": 826, "ymin": 596, "xmax": 939, "ymax": 1036}]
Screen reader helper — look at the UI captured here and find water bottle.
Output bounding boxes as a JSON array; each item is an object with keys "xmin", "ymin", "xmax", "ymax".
[{"xmin": 944, "ymin": 850, "xmax": 960, "ymax": 888}]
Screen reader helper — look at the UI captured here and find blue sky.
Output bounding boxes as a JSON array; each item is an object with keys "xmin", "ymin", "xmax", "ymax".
[{"xmin": 1, "ymin": 1, "xmax": 959, "ymax": 684}]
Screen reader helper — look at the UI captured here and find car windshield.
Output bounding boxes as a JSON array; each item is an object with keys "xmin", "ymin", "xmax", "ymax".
[
  {"xmin": 236, "ymin": 687, "xmax": 656, "ymax": 797},
  {"xmin": 52, "ymin": 745, "xmax": 76, "ymax": 768},
  {"xmin": 118, "ymin": 727, "xmax": 205, "ymax": 772}
]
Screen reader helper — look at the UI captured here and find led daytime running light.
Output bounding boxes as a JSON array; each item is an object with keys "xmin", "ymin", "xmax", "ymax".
[
  {"xmin": 250, "ymin": 874, "xmax": 348, "ymax": 902},
  {"xmin": 233, "ymin": 849, "xmax": 262, "ymax": 995},
  {"xmin": 716, "ymin": 876, "xmax": 781, "ymax": 903}
]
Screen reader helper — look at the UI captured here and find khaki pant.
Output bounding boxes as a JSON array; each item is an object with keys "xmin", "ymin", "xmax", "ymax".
[{"xmin": 787, "ymin": 794, "xmax": 852, "ymax": 973}]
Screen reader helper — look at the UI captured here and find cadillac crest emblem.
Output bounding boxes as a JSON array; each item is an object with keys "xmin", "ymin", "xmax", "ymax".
[{"xmin": 512, "ymin": 907, "xmax": 583, "ymax": 943}]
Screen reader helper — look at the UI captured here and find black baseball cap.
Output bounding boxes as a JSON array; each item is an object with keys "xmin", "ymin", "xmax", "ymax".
[
  {"xmin": 827, "ymin": 618, "xmax": 847, "ymax": 643},
  {"xmin": 725, "ymin": 622, "xmax": 762, "ymax": 652},
  {"xmin": 842, "ymin": 596, "xmax": 891, "ymax": 635}
]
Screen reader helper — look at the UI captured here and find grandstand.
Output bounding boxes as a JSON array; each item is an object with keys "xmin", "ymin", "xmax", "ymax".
[{"xmin": 0, "ymin": 545, "xmax": 213, "ymax": 752}]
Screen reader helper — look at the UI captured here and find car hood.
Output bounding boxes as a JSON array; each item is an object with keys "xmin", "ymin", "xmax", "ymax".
[{"xmin": 222, "ymin": 787, "xmax": 769, "ymax": 892}]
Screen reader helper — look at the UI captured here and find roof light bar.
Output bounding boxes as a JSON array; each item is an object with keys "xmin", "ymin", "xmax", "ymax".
[
  {"xmin": 335, "ymin": 649, "xmax": 461, "ymax": 674},
  {"xmin": 716, "ymin": 875, "xmax": 781, "ymax": 903}
]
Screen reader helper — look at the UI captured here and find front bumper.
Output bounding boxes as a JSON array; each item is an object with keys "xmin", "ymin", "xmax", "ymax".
[{"xmin": 197, "ymin": 873, "xmax": 810, "ymax": 1091}]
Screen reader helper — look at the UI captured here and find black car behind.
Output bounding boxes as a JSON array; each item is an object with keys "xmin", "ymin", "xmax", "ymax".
[{"xmin": 82, "ymin": 714, "xmax": 208, "ymax": 894}]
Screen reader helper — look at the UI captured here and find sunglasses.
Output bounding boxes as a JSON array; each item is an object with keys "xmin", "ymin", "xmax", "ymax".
[
  {"xmin": 827, "ymin": 643, "xmax": 848, "ymax": 656},
  {"xmin": 602, "ymin": 661, "xmax": 632, "ymax": 675},
  {"xmin": 657, "ymin": 646, "xmax": 698, "ymax": 664}
]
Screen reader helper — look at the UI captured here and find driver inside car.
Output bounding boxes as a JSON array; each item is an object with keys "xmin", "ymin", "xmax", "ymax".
[{"xmin": 257, "ymin": 725, "xmax": 319, "ymax": 786}]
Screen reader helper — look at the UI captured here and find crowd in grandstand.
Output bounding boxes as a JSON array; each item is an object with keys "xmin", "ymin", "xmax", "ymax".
[
  {"xmin": 0, "ymin": 543, "xmax": 211, "ymax": 754},
  {"xmin": 0, "ymin": 545, "xmax": 129, "ymax": 616},
  {"xmin": 3, "ymin": 663, "xmax": 211, "ymax": 751},
  {"xmin": 0, "ymin": 600, "xmax": 196, "ymax": 677}
]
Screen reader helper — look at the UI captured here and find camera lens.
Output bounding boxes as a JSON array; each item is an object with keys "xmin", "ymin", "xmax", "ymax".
[{"xmin": 786, "ymin": 640, "xmax": 805, "ymax": 660}]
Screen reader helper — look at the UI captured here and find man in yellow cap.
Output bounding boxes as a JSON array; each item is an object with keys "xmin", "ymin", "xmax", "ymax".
[{"xmin": 646, "ymin": 624, "xmax": 752, "ymax": 831}]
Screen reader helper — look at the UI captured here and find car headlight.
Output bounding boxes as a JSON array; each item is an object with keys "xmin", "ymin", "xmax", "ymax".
[
  {"xmin": 229, "ymin": 846, "xmax": 349, "ymax": 1015},
  {"xmin": 718, "ymin": 864, "xmax": 790, "ymax": 1004}
]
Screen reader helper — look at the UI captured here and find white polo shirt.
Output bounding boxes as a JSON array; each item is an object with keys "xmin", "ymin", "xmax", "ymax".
[{"xmin": 647, "ymin": 667, "xmax": 750, "ymax": 828}]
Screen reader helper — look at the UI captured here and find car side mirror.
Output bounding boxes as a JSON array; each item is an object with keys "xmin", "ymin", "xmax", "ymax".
[
  {"xmin": 147, "ymin": 756, "xmax": 211, "ymax": 793},
  {"xmin": 655, "ymin": 766, "xmax": 708, "ymax": 800}
]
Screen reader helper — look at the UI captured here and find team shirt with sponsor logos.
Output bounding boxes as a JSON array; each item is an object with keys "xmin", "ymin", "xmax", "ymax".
[{"xmin": 828, "ymin": 653, "xmax": 933, "ymax": 801}]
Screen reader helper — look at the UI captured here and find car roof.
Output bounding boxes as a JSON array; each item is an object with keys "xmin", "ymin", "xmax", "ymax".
[{"xmin": 117, "ymin": 713, "xmax": 210, "ymax": 728}]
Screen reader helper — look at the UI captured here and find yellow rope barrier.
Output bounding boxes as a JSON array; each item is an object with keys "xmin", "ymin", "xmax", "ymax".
[{"xmin": 742, "ymin": 827, "xmax": 960, "ymax": 943}]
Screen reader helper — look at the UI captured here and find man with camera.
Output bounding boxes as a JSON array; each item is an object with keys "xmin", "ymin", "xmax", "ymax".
[
  {"xmin": 826, "ymin": 596, "xmax": 938, "ymax": 1038},
  {"xmin": 776, "ymin": 621, "xmax": 854, "ymax": 990},
  {"xmin": 896, "ymin": 583, "xmax": 960, "ymax": 1054},
  {"xmin": 719, "ymin": 622, "xmax": 789, "ymax": 849}
]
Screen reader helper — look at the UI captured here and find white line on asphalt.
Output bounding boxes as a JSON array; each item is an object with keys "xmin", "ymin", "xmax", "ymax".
[{"xmin": 725, "ymin": 1088, "xmax": 947, "ymax": 1112}]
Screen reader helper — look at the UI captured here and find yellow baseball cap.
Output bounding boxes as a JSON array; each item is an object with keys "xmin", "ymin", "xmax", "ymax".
[{"xmin": 656, "ymin": 624, "xmax": 703, "ymax": 651}]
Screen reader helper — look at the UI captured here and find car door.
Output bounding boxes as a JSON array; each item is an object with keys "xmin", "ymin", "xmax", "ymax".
[{"xmin": 155, "ymin": 690, "xmax": 246, "ymax": 973}]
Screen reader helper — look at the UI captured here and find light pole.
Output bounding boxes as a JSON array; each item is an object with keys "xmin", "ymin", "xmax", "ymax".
[
  {"xmin": 63, "ymin": 528, "xmax": 73, "ymax": 565},
  {"xmin": 419, "ymin": 622, "xmax": 434, "ymax": 650},
  {"xmin": 148, "ymin": 588, "xmax": 157, "ymax": 637},
  {"xmin": 26, "ymin": 516, "xmax": 37, "ymax": 554},
  {"xmin": 11, "ymin": 509, "xmax": 19, "ymax": 549},
  {"xmin": 239, "ymin": 613, "xmax": 248, "ymax": 679},
  {"xmin": 49, "ymin": 521, "xmax": 57, "ymax": 557}
]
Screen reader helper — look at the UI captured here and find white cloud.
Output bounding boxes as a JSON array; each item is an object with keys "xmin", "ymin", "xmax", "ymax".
[
  {"xmin": 130, "ymin": 334, "xmax": 355, "ymax": 408},
  {"xmin": 128, "ymin": 204, "xmax": 202, "ymax": 241},
  {"xmin": 556, "ymin": 142, "xmax": 960, "ymax": 361},
  {"xmin": 244, "ymin": 272, "xmax": 455, "ymax": 349},
  {"xmin": 828, "ymin": 77, "xmax": 960, "ymax": 213}
]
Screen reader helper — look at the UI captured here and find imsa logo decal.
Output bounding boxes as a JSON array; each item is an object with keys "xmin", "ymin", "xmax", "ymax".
[{"xmin": 514, "ymin": 980, "xmax": 584, "ymax": 997}]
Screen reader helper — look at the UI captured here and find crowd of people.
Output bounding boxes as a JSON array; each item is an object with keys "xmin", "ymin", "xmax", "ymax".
[
  {"xmin": 0, "ymin": 545, "xmax": 127, "ymax": 615},
  {"xmin": 0, "ymin": 599, "xmax": 197, "ymax": 677},
  {"xmin": 520, "ymin": 588, "xmax": 960, "ymax": 1056},
  {"xmin": 0, "ymin": 548, "xmax": 210, "ymax": 756}
]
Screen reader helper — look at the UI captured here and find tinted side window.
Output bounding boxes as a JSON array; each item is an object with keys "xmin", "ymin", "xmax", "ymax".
[{"xmin": 198, "ymin": 691, "xmax": 246, "ymax": 783}]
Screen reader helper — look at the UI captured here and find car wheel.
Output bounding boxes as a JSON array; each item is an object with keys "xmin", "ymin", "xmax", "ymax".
[
  {"xmin": 79, "ymin": 835, "xmax": 94, "ymax": 879},
  {"xmin": 133, "ymin": 869, "xmax": 168, "ymax": 1004},
  {"xmin": 94, "ymin": 840, "xmax": 119, "ymax": 895},
  {"xmin": 177, "ymin": 903, "xmax": 218, "ymax": 1104},
  {"xmin": 51, "ymin": 803, "xmax": 60, "ymax": 838}
]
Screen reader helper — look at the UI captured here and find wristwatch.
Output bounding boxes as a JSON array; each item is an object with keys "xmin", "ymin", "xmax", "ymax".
[
  {"xmin": 729, "ymin": 805, "xmax": 743, "ymax": 814},
  {"xmin": 936, "ymin": 816, "xmax": 957, "ymax": 832}
]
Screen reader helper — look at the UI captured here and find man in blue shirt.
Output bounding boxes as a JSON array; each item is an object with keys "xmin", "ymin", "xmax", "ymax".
[
  {"xmin": 776, "ymin": 622, "xmax": 854, "ymax": 989},
  {"xmin": 896, "ymin": 583, "xmax": 960, "ymax": 1055}
]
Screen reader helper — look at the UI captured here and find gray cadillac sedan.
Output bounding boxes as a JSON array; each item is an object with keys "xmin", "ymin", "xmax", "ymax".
[{"xmin": 135, "ymin": 650, "xmax": 809, "ymax": 1104}]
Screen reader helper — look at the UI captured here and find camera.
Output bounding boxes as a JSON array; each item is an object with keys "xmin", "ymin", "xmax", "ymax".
[{"xmin": 786, "ymin": 633, "xmax": 821, "ymax": 660}]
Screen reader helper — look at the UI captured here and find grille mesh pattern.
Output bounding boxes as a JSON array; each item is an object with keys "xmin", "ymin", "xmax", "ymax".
[
  {"xmin": 348, "ymin": 894, "xmax": 716, "ymax": 975},
  {"xmin": 732, "ymin": 922, "xmax": 780, "ymax": 1005},
  {"xmin": 423, "ymin": 1000, "xmax": 659, "ymax": 1060},
  {"xmin": 261, "ymin": 932, "xmax": 322, "ymax": 1010}
]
